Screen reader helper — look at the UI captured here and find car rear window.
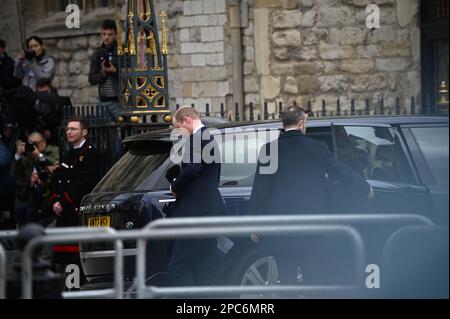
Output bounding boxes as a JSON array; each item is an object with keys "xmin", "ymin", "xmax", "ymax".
[
  {"xmin": 93, "ymin": 141, "xmax": 171, "ymax": 192},
  {"xmin": 410, "ymin": 126, "xmax": 449, "ymax": 185}
]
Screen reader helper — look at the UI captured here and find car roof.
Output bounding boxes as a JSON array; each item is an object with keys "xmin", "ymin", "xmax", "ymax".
[{"xmin": 122, "ymin": 115, "xmax": 449, "ymax": 145}]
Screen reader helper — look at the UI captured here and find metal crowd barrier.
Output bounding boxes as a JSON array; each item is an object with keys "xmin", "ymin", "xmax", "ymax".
[
  {"xmin": 0, "ymin": 214, "xmax": 435, "ymax": 299},
  {"xmin": 24, "ymin": 224, "xmax": 364, "ymax": 299},
  {"xmin": 0, "ymin": 227, "xmax": 122, "ymax": 299}
]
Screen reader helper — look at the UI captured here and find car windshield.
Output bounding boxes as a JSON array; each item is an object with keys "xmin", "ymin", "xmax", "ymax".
[{"xmin": 93, "ymin": 141, "xmax": 171, "ymax": 192}]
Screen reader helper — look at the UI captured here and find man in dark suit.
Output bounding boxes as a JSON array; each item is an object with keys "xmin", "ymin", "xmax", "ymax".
[
  {"xmin": 251, "ymin": 106, "xmax": 373, "ymax": 215},
  {"xmin": 168, "ymin": 106, "xmax": 223, "ymax": 286},
  {"xmin": 250, "ymin": 106, "xmax": 373, "ymax": 285}
]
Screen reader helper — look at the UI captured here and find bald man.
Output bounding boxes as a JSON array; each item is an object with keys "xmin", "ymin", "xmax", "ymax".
[
  {"xmin": 12, "ymin": 131, "xmax": 59, "ymax": 226},
  {"xmin": 168, "ymin": 106, "xmax": 224, "ymax": 286}
]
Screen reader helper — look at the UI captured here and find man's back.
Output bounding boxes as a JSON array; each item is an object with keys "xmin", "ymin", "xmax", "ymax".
[
  {"xmin": 170, "ymin": 127, "xmax": 223, "ymax": 217},
  {"xmin": 251, "ymin": 130, "xmax": 370, "ymax": 215}
]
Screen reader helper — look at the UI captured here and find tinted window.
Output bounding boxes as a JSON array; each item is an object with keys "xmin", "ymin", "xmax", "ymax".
[
  {"xmin": 219, "ymin": 131, "xmax": 280, "ymax": 187},
  {"xmin": 218, "ymin": 129, "xmax": 331, "ymax": 187},
  {"xmin": 410, "ymin": 126, "xmax": 449, "ymax": 185},
  {"xmin": 334, "ymin": 125, "xmax": 415, "ymax": 184},
  {"xmin": 94, "ymin": 141, "xmax": 171, "ymax": 192}
]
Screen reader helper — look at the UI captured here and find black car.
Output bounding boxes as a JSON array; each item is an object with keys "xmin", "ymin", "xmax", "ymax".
[{"xmin": 79, "ymin": 115, "xmax": 449, "ymax": 296}]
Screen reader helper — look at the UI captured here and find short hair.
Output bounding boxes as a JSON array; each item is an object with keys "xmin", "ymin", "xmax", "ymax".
[
  {"xmin": 281, "ymin": 106, "xmax": 307, "ymax": 128},
  {"xmin": 27, "ymin": 35, "xmax": 43, "ymax": 47},
  {"xmin": 174, "ymin": 106, "xmax": 200, "ymax": 123},
  {"xmin": 101, "ymin": 19, "xmax": 117, "ymax": 32},
  {"xmin": 0, "ymin": 38, "xmax": 6, "ymax": 48},
  {"xmin": 67, "ymin": 117, "xmax": 88, "ymax": 131},
  {"xmin": 36, "ymin": 78, "xmax": 52, "ymax": 89}
]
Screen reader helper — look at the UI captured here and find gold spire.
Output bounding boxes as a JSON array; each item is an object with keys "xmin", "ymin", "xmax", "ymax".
[
  {"xmin": 128, "ymin": 0, "xmax": 136, "ymax": 55},
  {"xmin": 160, "ymin": 11, "xmax": 168, "ymax": 55}
]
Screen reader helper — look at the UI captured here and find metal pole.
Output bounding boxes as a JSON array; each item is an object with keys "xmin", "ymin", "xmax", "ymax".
[
  {"xmin": 229, "ymin": 0, "xmax": 244, "ymax": 120},
  {"xmin": 0, "ymin": 244, "xmax": 6, "ymax": 299}
]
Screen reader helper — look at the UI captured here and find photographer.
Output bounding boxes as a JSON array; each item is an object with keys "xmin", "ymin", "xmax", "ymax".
[
  {"xmin": 12, "ymin": 132, "xmax": 59, "ymax": 226},
  {"xmin": 14, "ymin": 36, "xmax": 56, "ymax": 92},
  {"xmin": 89, "ymin": 19, "xmax": 120, "ymax": 122},
  {"xmin": 34, "ymin": 78, "xmax": 64, "ymax": 146}
]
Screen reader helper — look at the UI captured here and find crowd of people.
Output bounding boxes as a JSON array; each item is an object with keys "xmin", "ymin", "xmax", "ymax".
[{"xmin": 0, "ymin": 19, "xmax": 120, "ymax": 233}]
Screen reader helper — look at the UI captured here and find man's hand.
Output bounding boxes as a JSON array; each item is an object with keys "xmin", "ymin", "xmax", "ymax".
[
  {"xmin": 16, "ymin": 140, "xmax": 25, "ymax": 157},
  {"xmin": 170, "ymin": 179, "xmax": 177, "ymax": 197},
  {"xmin": 47, "ymin": 164, "xmax": 58, "ymax": 174},
  {"xmin": 30, "ymin": 172, "xmax": 41, "ymax": 186},
  {"xmin": 101, "ymin": 60, "xmax": 117, "ymax": 76},
  {"xmin": 53, "ymin": 202, "xmax": 63, "ymax": 217}
]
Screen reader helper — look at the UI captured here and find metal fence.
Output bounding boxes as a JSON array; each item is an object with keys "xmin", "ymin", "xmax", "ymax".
[{"xmin": 0, "ymin": 214, "xmax": 435, "ymax": 299}]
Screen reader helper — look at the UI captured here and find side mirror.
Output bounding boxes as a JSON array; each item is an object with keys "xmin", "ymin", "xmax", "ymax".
[{"xmin": 165, "ymin": 165, "xmax": 181, "ymax": 183}]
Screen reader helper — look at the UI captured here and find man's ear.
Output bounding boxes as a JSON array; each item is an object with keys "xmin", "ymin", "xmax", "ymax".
[{"xmin": 82, "ymin": 129, "xmax": 88, "ymax": 138}]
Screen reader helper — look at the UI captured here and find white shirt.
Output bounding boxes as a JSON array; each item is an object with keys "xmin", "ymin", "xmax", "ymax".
[
  {"xmin": 285, "ymin": 128, "xmax": 299, "ymax": 132},
  {"xmin": 73, "ymin": 139, "xmax": 86, "ymax": 149},
  {"xmin": 193, "ymin": 123, "xmax": 205, "ymax": 135}
]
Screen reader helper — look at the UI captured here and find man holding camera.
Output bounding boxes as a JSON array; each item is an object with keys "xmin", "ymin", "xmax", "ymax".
[
  {"xmin": 12, "ymin": 132, "xmax": 59, "ymax": 226},
  {"xmin": 89, "ymin": 19, "xmax": 120, "ymax": 123}
]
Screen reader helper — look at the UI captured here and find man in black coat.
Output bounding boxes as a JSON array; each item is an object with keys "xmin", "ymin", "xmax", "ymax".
[
  {"xmin": 250, "ymin": 106, "xmax": 372, "ymax": 216},
  {"xmin": 249, "ymin": 106, "xmax": 373, "ymax": 285},
  {"xmin": 168, "ymin": 106, "xmax": 223, "ymax": 286},
  {"xmin": 0, "ymin": 39, "xmax": 21, "ymax": 90},
  {"xmin": 49, "ymin": 117, "xmax": 100, "ymax": 265}
]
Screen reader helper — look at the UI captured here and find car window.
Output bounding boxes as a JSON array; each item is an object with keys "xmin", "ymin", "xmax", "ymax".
[
  {"xmin": 410, "ymin": 126, "xmax": 449, "ymax": 185},
  {"xmin": 333, "ymin": 125, "xmax": 415, "ymax": 184},
  {"xmin": 93, "ymin": 141, "xmax": 171, "ymax": 192},
  {"xmin": 218, "ymin": 129, "xmax": 332, "ymax": 187},
  {"xmin": 218, "ymin": 131, "xmax": 280, "ymax": 187}
]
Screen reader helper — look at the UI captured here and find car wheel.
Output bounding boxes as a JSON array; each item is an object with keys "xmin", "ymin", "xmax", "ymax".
[{"xmin": 226, "ymin": 251, "xmax": 304, "ymax": 298}]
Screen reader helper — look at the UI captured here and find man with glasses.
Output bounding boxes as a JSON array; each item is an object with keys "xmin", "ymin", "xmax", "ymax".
[{"xmin": 49, "ymin": 117, "xmax": 100, "ymax": 270}]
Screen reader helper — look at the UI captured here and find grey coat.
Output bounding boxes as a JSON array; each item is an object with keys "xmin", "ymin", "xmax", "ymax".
[{"xmin": 14, "ymin": 53, "xmax": 56, "ymax": 91}]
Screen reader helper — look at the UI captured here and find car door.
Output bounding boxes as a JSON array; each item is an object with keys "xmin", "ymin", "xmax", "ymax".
[
  {"xmin": 331, "ymin": 123, "xmax": 433, "ymax": 216},
  {"xmin": 401, "ymin": 124, "xmax": 449, "ymax": 224}
]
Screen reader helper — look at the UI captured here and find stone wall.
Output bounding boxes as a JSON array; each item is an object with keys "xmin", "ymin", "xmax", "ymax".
[
  {"xmin": 246, "ymin": 0, "xmax": 421, "ymax": 115},
  {"xmin": 0, "ymin": 0, "xmax": 422, "ymax": 116}
]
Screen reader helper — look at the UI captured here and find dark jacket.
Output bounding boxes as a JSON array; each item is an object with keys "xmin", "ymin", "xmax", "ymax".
[
  {"xmin": 0, "ymin": 143, "xmax": 16, "ymax": 228},
  {"xmin": 170, "ymin": 127, "xmax": 224, "ymax": 218},
  {"xmin": 0, "ymin": 53, "xmax": 21, "ymax": 90},
  {"xmin": 250, "ymin": 130, "xmax": 371, "ymax": 215},
  {"xmin": 50, "ymin": 140, "xmax": 100, "ymax": 227},
  {"xmin": 88, "ymin": 41, "xmax": 119, "ymax": 99}
]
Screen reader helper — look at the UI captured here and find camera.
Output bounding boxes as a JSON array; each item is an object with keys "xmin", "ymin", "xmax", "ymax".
[
  {"xmin": 34, "ymin": 154, "xmax": 53, "ymax": 181},
  {"xmin": 24, "ymin": 142, "xmax": 36, "ymax": 156},
  {"xmin": 100, "ymin": 49, "xmax": 112, "ymax": 68},
  {"xmin": 25, "ymin": 49, "xmax": 36, "ymax": 61},
  {"xmin": 101, "ymin": 56, "xmax": 111, "ymax": 68}
]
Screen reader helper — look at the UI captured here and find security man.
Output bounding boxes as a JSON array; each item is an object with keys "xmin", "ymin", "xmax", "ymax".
[{"xmin": 49, "ymin": 117, "xmax": 100, "ymax": 265}]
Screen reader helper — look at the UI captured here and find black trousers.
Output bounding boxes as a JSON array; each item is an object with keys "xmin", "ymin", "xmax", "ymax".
[{"xmin": 168, "ymin": 238, "xmax": 218, "ymax": 287}]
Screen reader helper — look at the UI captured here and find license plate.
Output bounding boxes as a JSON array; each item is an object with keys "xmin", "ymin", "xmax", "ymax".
[{"xmin": 88, "ymin": 216, "xmax": 111, "ymax": 227}]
